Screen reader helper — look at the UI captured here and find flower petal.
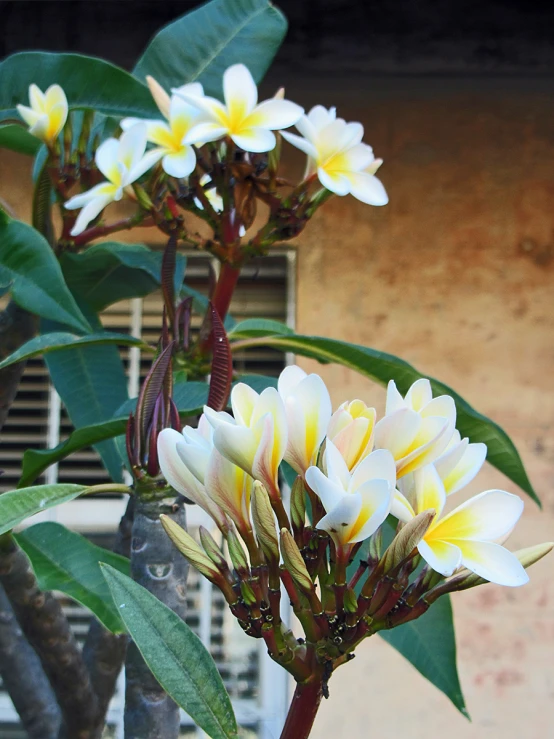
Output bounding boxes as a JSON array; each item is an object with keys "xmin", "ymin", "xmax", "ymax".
[
  {"xmin": 251, "ymin": 413, "xmax": 281, "ymax": 493},
  {"xmin": 146, "ymin": 75, "xmax": 171, "ymax": 118},
  {"xmin": 396, "ymin": 416, "xmax": 452, "ymax": 477},
  {"xmin": 405, "ymin": 379, "xmax": 433, "ymax": 411},
  {"xmin": 331, "ymin": 416, "xmax": 374, "ymax": 471},
  {"xmin": 28, "ymin": 83, "xmax": 45, "ymax": 111},
  {"xmin": 205, "ymin": 449, "xmax": 252, "ymax": 529},
  {"xmin": 456, "ymin": 540, "xmax": 529, "ymax": 587},
  {"xmin": 157, "ymin": 428, "xmax": 205, "ymax": 502},
  {"xmin": 374, "ymin": 408, "xmax": 421, "ymax": 461},
  {"xmin": 246, "ymin": 99, "xmax": 304, "ymax": 130},
  {"xmin": 349, "ymin": 448, "xmax": 396, "ymax": 492},
  {"xmin": 69, "ymin": 188, "xmax": 116, "ymax": 236},
  {"xmin": 323, "ymin": 439, "xmax": 351, "ymax": 490},
  {"xmin": 118, "ymin": 123, "xmax": 147, "ymax": 174},
  {"xmin": 128, "ymin": 148, "xmax": 165, "ymax": 183},
  {"xmin": 16, "ymin": 104, "xmax": 40, "ymax": 128},
  {"xmin": 175, "ymin": 440, "xmax": 211, "ymax": 485},
  {"xmin": 346, "ymin": 172, "xmax": 388, "ymax": 206},
  {"xmin": 418, "ymin": 538, "xmax": 462, "ymax": 576},
  {"xmin": 231, "ymin": 382, "xmax": 259, "ymax": 427},
  {"xmin": 95, "ymin": 137, "xmax": 121, "ymax": 182},
  {"xmin": 385, "ymin": 380, "xmax": 406, "ymax": 415},
  {"xmin": 317, "ymin": 167, "xmax": 351, "ymax": 196},
  {"xmin": 223, "ymin": 63, "xmax": 257, "ymax": 118},
  {"xmin": 184, "ymin": 121, "xmax": 229, "ymax": 146},
  {"xmin": 305, "ymin": 465, "xmax": 345, "ymax": 513},
  {"xmin": 413, "ymin": 464, "xmax": 446, "ymax": 518},
  {"xmin": 277, "ymin": 365, "xmax": 307, "ymax": 400},
  {"xmin": 161, "ymin": 146, "xmax": 197, "ymax": 178},
  {"xmin": 280, "ymin": 130, "xmax": 319, "ymax": 160},
  {"xmin": 349, "ymin": 478, "xmax": 393, "ymax": 542},
  {"xmin": 391, "ymin": 490, "xmax": 416, "ymax": 523},
  {"xmin": 212, "ymin": 423, "xmax": 258, "ymax": 478},
  {"xmin": 317, "ymin": 493, "xmax": 362, "ymax": 545},
  {"xmin": 305, "ymin": 105, "xmax": 336, "ymax": 132},
  {"xmin": 44, "ymin": 84, "xmax": 67, "ymax": 114},
  {"xmin": 65, "ymin": 182, "xmax": 116, "ymax": 210},
  {"xmin": 284, "ymin": 373, "xmax": 332, "ymax": 473},
  {"xmin": 437, "ymin": 441, "xmax": 487, "ymax": 495},
  {"xmin": 231, "ymin": 127, "xmax": 276, "ymax": 153}
]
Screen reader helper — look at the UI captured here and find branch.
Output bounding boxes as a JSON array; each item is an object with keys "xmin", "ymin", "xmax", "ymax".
[
  {"xmin": 82, "ymin": 498, "xmax": 135, "ymax": 739},
  {"xmin": 0, "ymin": 535, "xmax": 99, "ymax": 738},
  {"xmin": 0, "ymin": 583, "xmax": 61, "ymax": 739},
  {"xmin": 124, "ymin": 496, "xmax": 189, "ymax": 739},
  {"xmin": 0, "ymin": 300, "xmax": 37, "ymax": 432}
]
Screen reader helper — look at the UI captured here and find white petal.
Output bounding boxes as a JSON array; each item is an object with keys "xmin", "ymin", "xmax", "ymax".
[
  {"xmin": 317, "ymin": 167, "xmax": 351, "ymax": 196},
  {"xmin": 184, "ymin": 121, "xmax": 229, "ymax": 146},
  {"xmin": 146, "ymin": 75, "xmax": 171, "ymax": 118},
  {"xmin": 432, "ymin": 489, "xmax": 524, "ymax": 542},
  {"xmin": 280, "ymin": 130, "xmax": 319, "ymax": 160},
  {"xmin": 285, "ymin": 373, "xmax": 332, "ymax": 471},
  {"xmin": 127, "ymin": 148, "xmax": 164, "ymax": 183},
  {"xmin": 350, "ymin": 478, "xmax": 393, "ymax": 542},
  {"xmin": 346, "ymin": 172, "xmax": 389, "ymax": 206},
  {"xmin": 374, "ymin": 408, "xmax": 421, "ymax": 460},
  {"xmin": 396, "ymin": 416, "xmax": 453, "ymax": 477},
  {"xmin": 95, "ymin": 137, "xmax": 120, "ymax": 182},
  {"xmin": 434, "ymin": 434, "xmax": 467, "ymax": 477},
  {"xmin": 44, "ymin": 84, "xmax": 68, "ymax": 115},
  {"xmin": 420, "ymin": 395, "xmax": 457, "ymax": 428},
  {"xmin": 418, "ymin": 538, "xmax": 463, "ymax": 577},
  {"xmin": 69, "ymin": 190, "xmax": 115, "ymax": 236},
  {"xmin": 247, "ymin": 99, "xmax": 304, "ymax": 130},
  {"xmin": 349, "ymin": 448, "xmax": 396, "ymax": 492},
  {"xmin": 65, "ymin": 182, "xmax": 116, "ymax": 210},
  {"xmin": 118, "ymin": 123, "xmax": 147, "ymax": 173},
  {"xmin": 157, "ymin": 428, "xmax": 205, "ymax": 502},
  {"xmin": 16, "ymin": 104, "xmax": 40, "ymax": 128},
  {"xmin": 251, "ymin": 413, "xmax": 281, "ymax": 492},
  {"xmin": 413, "ymin": 464, "xmax": 446, "ymax": 518},
  {"xmin": 231, "ymin": 127, "xmax": 276, "ymax": 153},
  {"xmin": 223, "ymin": 63, "xmax": 257, "ymax": 115},
  {"xmin": 172, "ymin": 81, "xmax": 204, "ymax": 99},
  {"xmin": 306, "ymin": 105, "xmax": 336, "ymax": 131},
  {"xmin": 203, "ymin": 405, "xmax": 236, "ymax": 430},
  {"xmin": 176, "ymin": 440, "xmax": 211, "ymax": 485},
  {"xmin": 405, "ymin": 379, "xmax": 433, "ymax": 411},
  {"xmin": 231, "ymin": 383, "xmax": 259, "ymax": 427},
  {"xmin": 323, "ymin": 438, "xmax": 351, "ymax": 490},
  {"xmin": 28, "ymin": 83, "xmax": 45, "ymax": 111},
  {"xmin": 330, "ymin": 417, "xmax": 373, "ymax": 471},
  {"xmin": 250, "ymin": 388, "xmax": 288, "ymax": 466},
  {"xmin": 391, "ymin": 490, "xmax": 416, "ymax": 523},
  {"xmin": 457, "ymin": 541, "xmax": 529, "ymax": 587},
  {"xmin": 205, "ymin": 449, "xmax": 251, "ymax": 527},
  {"xmin": 277, "ymin": 365, "xmax": 307, "ymax": 400},
  {"xmin": 161, "ymin": 146, "xmax": 197, "ymax": 178},
  {"xmin": 334, "ymin": 143, "xmax": 375, "ymax": 172},
  {"xmin": 213, "ymin": 423, "xmax": 258, "ymax": 477},
  {"xmin": 336, "ymin": 121, "xmax": 364, "ymax": 151},
  {"xmin": 385, "ymin": 380, "xmax": 406, "ymax": 415},
  {"xmin": 317, "ymin": 493, "xmax": 362, "ymax": 545},
  {"xmin": 305, "ymin": 466, "xmax": 345, "ymax": 513},
  {"xmin": 120, "ymin": 117, "xmax": 145, "ymax": 131},
  {"xmin": 437, "ymin": 442, "xmax": 487, "ymax": 495},
  {"xmin": 28, "ymin": 113, "xmax": 50, "ymax": 141}
]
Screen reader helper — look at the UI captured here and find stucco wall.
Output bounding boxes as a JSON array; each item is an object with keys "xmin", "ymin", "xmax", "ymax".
[{"xmin": 279, "ymin": 78, "xmax": 553, "ymax": 738}]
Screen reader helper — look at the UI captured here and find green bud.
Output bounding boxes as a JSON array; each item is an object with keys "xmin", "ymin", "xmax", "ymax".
[
  {"xmin": 251, "ymin": 482, "xmax": 279, "ymax": 561},
  {"xmin": 290, "ymin": 475, "xmax": 306, "ymax": 532},
  {"xmin": 132, "ymin": 182, "xmax": 154, "ymax": 210},
  {"xmin": 240, "ymin": 581, "xmax": 257, "ymax": 606},
  {"xmin": 160, "ymin": 515, "xmax": 219, "ymax": 580},
  {"xmin": 227, "ymin": 528, "xmax": 249, "ymax": 574},
  {"xmin": 381, "ymin": 510, "xmax": 435, "ymax": 573},
  {"xmin": 343, "ymin": 587, "xmax": 358, "ymax": 614},
  {"xmin": 199, "ymin": 526, "xmax": 228, "ymax": 571},
  {"xmin": 280, "ymin": 528, "xmax": 314, "ymax": 593}
]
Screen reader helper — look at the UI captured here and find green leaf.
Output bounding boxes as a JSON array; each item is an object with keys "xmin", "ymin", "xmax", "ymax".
[
  {"xmin": 0, "ymin": 124, "xmax": 41, "ymax": 155},
  {"xmin": 20, "ymin": 381, "xmax": 211, "ymax": 487},
  {"xmin": 0, "ymin": 484, "xmax": 86, "ymax": 535},
  {"xmin": 133, "ymin": 0, "xmax": 287, "ymax": 98},
  {"xmin": 0, "ymin": 331, "xmax": 149, "ymax": 371},
  {"xmin": 43, "ymin": 313, "xmax": 130, "ymax": 482},
  {"xmin": 230, "ymin": 333, "xmax": 539, "ymax": 504},
  {"xmin": 0, "ymin": 52, "xmax": 157, "ymax": 122},
  {"xmin": 230, "ymin": 318, "xmax": 293, "ymax": 338},
  {"xmin": 60, "ymin": 243, "xmax": 187, "ymax": 311},
  {"xmin": 379, "ymin": 596, "xmax": 468, "ymax": 717},
  {"xmin": 0, "ymin": 215, "xmax": 91, "ymax": 332},
  {"xmin": 15, "ymin": 522, "xmax": 129, "ymax": 633},
  {"xmin": 102, "ymin": 565, "xmax": 238, "ymax": 739}
]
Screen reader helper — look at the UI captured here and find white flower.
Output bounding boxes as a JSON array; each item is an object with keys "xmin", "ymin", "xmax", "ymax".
[
  {"xmin": 327, "ymin": 399, "xmax": 376, "ymax": 472},
  {"xmin": 306, "ymin": 439, "xmax": 395, "ymax": 547},
  {"xmin": 17, "ymin": 83, "xmax": 68, "ymax": 145},
  {"xmin": 281, "ymin": 105, "xmax": 388, "ymax": 205},
  {"xmin": 121, "ymin": 77, "xmax": 205, "ymax": 178},
  {"xmin": 194, "ymin": 174, "xmax": 223, "ymax": 212},
  {"xmin": 277, "ymin": 365, "xmax": 332, "ymax": 475},
  {"xmin": 175, "ymin": 64, "xmax": 304, "ymax": 153},
  {"xmin": 65, "ymin": 124, "xmax": 159, "ymax": 236},
  {"xmin": 374, "ymin": 379, "xmax": 456, "ymax": 478}
]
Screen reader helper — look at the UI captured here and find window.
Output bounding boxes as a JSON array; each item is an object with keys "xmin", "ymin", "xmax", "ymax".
[{"xmin": 0, "ymin": 250, "xmax": 296, "ymax": 737}]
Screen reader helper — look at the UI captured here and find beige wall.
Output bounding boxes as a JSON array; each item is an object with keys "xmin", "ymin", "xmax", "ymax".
[{"xmin": 282, "ymin": 78, "xmax": 553, "ymax": 737}]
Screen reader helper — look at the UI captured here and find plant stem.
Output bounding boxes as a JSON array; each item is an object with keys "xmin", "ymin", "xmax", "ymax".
[
  {"xmin": 280, "ymin": 676, "xmax": 325, "ymax": 739},
  {"xmin": 211, "ymin": 261, "xmax": 241, "ymax": 322},
  {"xmin": 72, "ymin": 214, "xmax": 154, "ymax": 247},
  {"xmin": 124, "ymin": 496, "xmax": 189, "ymax": 739}
]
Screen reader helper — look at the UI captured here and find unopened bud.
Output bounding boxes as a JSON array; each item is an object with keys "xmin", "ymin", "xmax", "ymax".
[
  {"xmin": 267, "ymin": 132, "xmax": 282, "ymax": 179},
  {"xmin": 199, "ymin": 526, "xmax": 228, "ymax": 572},
  {"xmin": 343, "ymin": 587, "xmax": 358, "ymax": 614},
  {"xmin": 515, "ymin": 542, "xmax": 554, "ymax": 569},
  {"xmin": 273, "ymin": 87, "xmax": 285, "ymax": 100},
  {"xmin": 381, "ymin": 510, "xmax": 435, "ymax": 573},
  {"xmin": 146, "ymin": 75, "xmax": 170, "ymax": 119},
  {"xmin": 132, "ymin": 183, "xmax": 154, "ymax": 210},
  {"xmin": 290, "ymin": 476, "xmax": 306, "ymax": 532},
  {"xmin": 240, "ymin": 581, "xmax": 257, "ymax": 606},
  {"xmin": 280, "ymin": 529, "xmax": 314, "ymax": 593},
  {"xmin": 161, "ymin": 515, "xmax": 219, "ymax": 580},
  {"xmin": 252, "ymin": 482, "xmax": 279, "ymax": 561},
  {"xmin": 227, "ymin": 528, "xmax": 249, "ymax": 575}
]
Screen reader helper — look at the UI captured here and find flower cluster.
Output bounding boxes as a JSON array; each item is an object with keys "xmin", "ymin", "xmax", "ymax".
[
  {"xmin": 157, "ymin": 365, "xmax": 551, "ymax": 682},
  {"xmin": 18, "ymin": 65, "xmax": 388, "ymax": 238}
]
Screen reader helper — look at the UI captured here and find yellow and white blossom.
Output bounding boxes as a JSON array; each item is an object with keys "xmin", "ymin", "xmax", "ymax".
[
  {"xmin": 305, "ymin": 439, "xmax": 395, "ymax": 547},
  {"xmin": 17, "ymin": 83, "xmax": 68, "ymax": 145},
  {"xmin": 327, "ymin": 399, "xmax": 376, "ymax": 471},
  {"xmin": 203, "ymin": 383, "xmax": 287, "ymax": 498},
  {"xmin": 176, "ymin": 63, "xmax": 304, "ymax": 153},
  {"xmin": 277, "ymin": 365, "xmax": 332, "ymax": 475},
  {"xmin": 121, "ymin": 78, "xmax": 205, "ymax": 178},
  {"xmin": 205, "ymin": 449, "xmax": 254, "ymax": 534},
  {"xmin": 281, "ymin": 106, "xmax": 388, "ymax": 205},
  {"xmin": 65, "ymin": 123, "xmax": 159, "ymax": 236},
  {"xmin": 374, "ymin": 379, "xmax": 456, "ymax": 478},
  {"xmin": 393, "ymin": 464, "xmax": 528, "ymax": 586},
  {"xmin": 434, "ymin": 430, "xmax": 487, "ymax": 495}
]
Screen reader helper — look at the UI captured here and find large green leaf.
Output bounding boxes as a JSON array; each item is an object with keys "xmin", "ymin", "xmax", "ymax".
[
  {"xmin": 16, "ymin": 523, "xmax": 129, "ymax": 633},
  {"xmin": 380, "ymin": 596, "xmax": 468, "ymax": 717},
  {"xmin": 0, "ymin": 484, "xmax": 86, "ymax": 535},
  {"xmin": 43, "ymin": 313, "xmax": 130, "ymax": 482},
  {"xmin": 0, "ymin": 331, "xmax": 150, "ymax": 371},
  {"xmin": 133, "ymin": 0, "xmax": 287, "ymax": 97},
  {"xmin": 0, "ymin": 123, "xmax": 41, "ymax": 155},
  {"xmin": 0, "ymin": 212, "xmax": 91, "ymax": 333},
  {"xmin": 231, "ymin": 318, "xmax": 293, "ymax": 338},
  {"xmin": 102, "ymin": 565, "xmax": 238, "ymax": 739},
  {"xmin": 20, "ymin": 381, "xmax": 212, "ymax": 487},
  {"xmin": 60, "ymin": 243, "xmax": 187, "ymax": 311},
  {"xmin": 229, "ymin": 329, "xmax": 539, "ymax": 504},
  {"xmin": 0, "ymin": 52, "xmax": 157, "ymax": 123}
]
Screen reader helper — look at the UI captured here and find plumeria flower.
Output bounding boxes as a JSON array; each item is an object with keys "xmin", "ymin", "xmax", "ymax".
[
  {"xmin": 305, "ymin": 439, "xmax": 395, "ymax": 549},
  {"xmin": 121, "ymin": 77, "xmax": 205, "ymax": 178},
  {"xmin": 17, "ymin": 83, "xmax": 68, "ymax": 145},
  {"xmin": 157, "ymin": 420, "xmax": 229, "ymax": 532},
  {"xmin": 205, "ymin": 449, "xmax": 254, "ymax": 536},
  {"xmin": 327, "ymin": 399, "xmax": 376, "ymax": 472},
  {"xmin": 434, "ymin": 430, "xmax": 487, "ymax": 495},
  {"xmin": 203, "ymin": 383, "xmax": 287, "ymax": 499},
  {"xmin": 277, "ymin": 365, "xmax": 332, "ymax": 475},
  {"xmin": 65, "ymin": 123, "xmax": 159, "ymax": 236},
  {"xmin": 374, "ymin": 379, "xmax": 456, "ymax": 478},
  {"xmin": 281, "ymin": 106, "xmax": 388, "ymax": 205},
  {"xmin": 392, "ymin": 464, "xmax": 528, "ymax": 586},
  {"xmin": 175, "ymin": 63, "xmax": 304, "ymax": 153}
]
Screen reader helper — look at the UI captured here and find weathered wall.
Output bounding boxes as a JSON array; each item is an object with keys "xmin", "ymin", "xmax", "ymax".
[{"xmin": 279, "ymin": 78, "xmax": 554, "ymax": 738}]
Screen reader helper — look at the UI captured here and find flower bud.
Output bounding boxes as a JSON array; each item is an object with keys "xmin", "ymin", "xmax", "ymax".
[
  {"xmin": 280, "ymin": 528, "xmax": 314, "ymax": 593},
  {"xmin": 343, "ymin": 587, "xmax": 358, "ymax": 614},
  {"xmin": 290, "ymin": 475, "xmax": 306, "ymax": 532},
  {"xmin": 514, "ymin": 542, "xmax": 553, "ymax": 569},
  {"xmin": 146, "ymin": 75, "xmax": 171, "ymax": 118},
  {"xmin": 240, "ymin": 581, "xmax": 257, "ymax": 606},
  {"xmin": 160, "ymin": 515, "xmax": 219, "ymax": 580},
  {"xmin": 199, "ymin": 526, "xmax": 228, "ymax": 572},
  {"xmin": 381, "ymin": 510, "xmax": 435, "ymax": 573},
  {"xmin": 251, "ymin": 482, "xmax": 279, "ymax": 562},
  {"xmin": 227, "ymin": 528, "xmax": 249, "ymax": 575}
]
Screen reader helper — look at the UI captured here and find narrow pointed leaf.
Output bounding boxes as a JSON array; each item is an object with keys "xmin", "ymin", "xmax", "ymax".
[
  {"xmin": 102, "ymin": 565, "xmax": 238, "ymax": 739},
  {"xmin": 207, "ymin": 304, "xmax": 232, "ymax": 411},
  {"xmin": 230, "ymin": 318, "xmax": 293, "ymax": 338},
  {"xmin": 133, "ymin": 0, "xmax": 287, "ymax": 98},
  {"xmin": 0, "ymin": 331, "xmax": 150, "ymax": 371},
  {"xmin": 0, "ymin": 215, "xmax": 91, "ymax": 332},
  {"xmin": 0, "ymin": 484, "xmax": 86, "ymax": 535},
  {"xmin": 229, "ymin": 332, "xmax": 539, "ymax": 504},
  {"xmin": 380, "ymin": 596, "xmax": 469, "ymax": 717},
  {"xmin": 15, "ymin": 522, "xmax": 130, "ymax": 633}
]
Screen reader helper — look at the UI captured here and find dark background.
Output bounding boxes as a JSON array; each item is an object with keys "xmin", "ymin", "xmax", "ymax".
[{"xmin": 2, "ymin": 0, "xmax": 554, "ymax": 76}]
